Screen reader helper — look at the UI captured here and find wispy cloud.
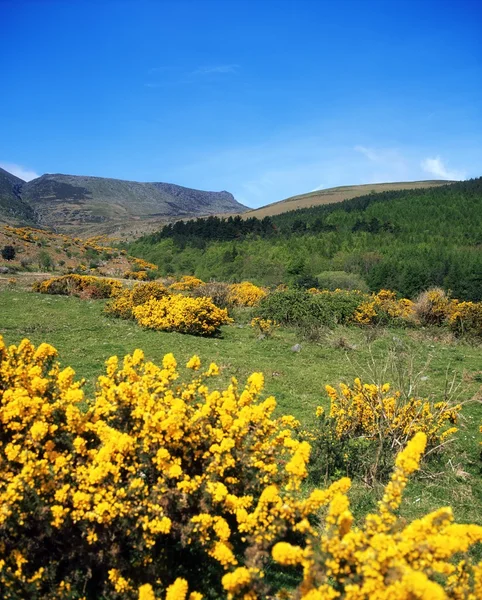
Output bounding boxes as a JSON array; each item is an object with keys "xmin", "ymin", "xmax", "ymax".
[
  {"xmin": 421, "ymin": 156, "xmax": 465, "ymax": 180},
  {"xmin": 0, "ymin": 162, "xmax": 39, "ymax": 181},
  {"xmin": 192, "ymin": 64, "xmax": 239, "ymax": 75}
]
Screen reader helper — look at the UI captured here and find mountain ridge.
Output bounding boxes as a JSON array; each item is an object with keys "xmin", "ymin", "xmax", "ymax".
[{"xmin": 0, "ymin": 169, "xmax": 247, "ymax": 236}]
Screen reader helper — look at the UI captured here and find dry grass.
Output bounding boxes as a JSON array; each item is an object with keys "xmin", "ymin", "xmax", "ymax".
[{"xmin": 242, "ymin": 180, "xmax": 452, "ymax": 219}]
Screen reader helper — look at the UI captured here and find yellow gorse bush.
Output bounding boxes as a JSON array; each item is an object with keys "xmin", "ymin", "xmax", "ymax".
[
  {"xmin": 105, "ymin": 282, "xmax": 169, "ymax": 320},
  {"xmin": 33, "ymin": 274, "xmax": 123, "ymax": 298},
  {"xmin": 228, "ymin": 282, "xmax": 267, "ymax": 307},
  {"xmin": 0, "ymin": 336, "xmax": 481, "ymax": 598},
  {"xmin": 169, "ymin": 275, "xmax": 205, "ymax": 291},
  {"xmin": 133, "ymin": 294, "xmax": 232, "ymax": 335},
  {"xmin": 448, "ymin": 300, "xmax": 482, "ymax": 337},
  {"xmin": 325, "ymin": 378, "xmax": 461, "ymax": 449},
  {"xmin": 1, "ymin": 336, "xmax": 481, "ymax": 598},
  {"xmin": 250, "ymin": 317, "xmax": 279, "ymax": 336},
  {"xmin": 353, "ymin": 290, "xmax": 415, "ymax": 325}
]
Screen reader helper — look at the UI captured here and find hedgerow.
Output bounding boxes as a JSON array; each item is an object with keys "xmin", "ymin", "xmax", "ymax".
[{"xmin": 1, "ymin": 336, "xmax": 481, "ymax": 599}]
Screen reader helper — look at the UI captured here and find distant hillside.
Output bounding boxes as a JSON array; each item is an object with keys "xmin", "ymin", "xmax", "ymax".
[
  {"xmin": 243, "ymin": 180, "xmax": 454, "ymax": 218},
  {"xmin": 0, "ymin": 168, "xmax": 36, "ymax": 225},
  {"xmin": 126, "ymin": 178, "xmax": 482, "ymax": 301},
  {"xmin": 0, "ymin": 169, "xmax": 247, "ymax": 236}
]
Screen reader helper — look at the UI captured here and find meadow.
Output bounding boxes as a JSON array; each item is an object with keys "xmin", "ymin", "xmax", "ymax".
[{"xmin": 1, "ymin": 286, "xmax": 481, "ymax": 527}]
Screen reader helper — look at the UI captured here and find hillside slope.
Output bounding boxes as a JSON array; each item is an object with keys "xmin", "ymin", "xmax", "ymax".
[
  {"xmin": 126, "ymin": 178, "xmax": 482, "ymax": 300},
  {"xmin": 0, "ymin": 169, "xmax": 247, "ymax": 236},
  {"xmin": 244, "ymin": 180, "xmax": 454, "ymax": 218},
  {"xmin": 0, "ymin": 168, "xmax": 36, "ymax": 225}
]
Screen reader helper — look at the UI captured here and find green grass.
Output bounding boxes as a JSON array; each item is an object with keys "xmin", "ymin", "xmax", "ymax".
[{"xmin": 1, "ymin": 289, "xmax": 481, "ymax": 527}]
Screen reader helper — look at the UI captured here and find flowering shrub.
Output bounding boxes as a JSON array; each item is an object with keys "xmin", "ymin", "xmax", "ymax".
[
  {"xmin": 169, "ymin": 275, "xmax": 205, "ymax": 291},
  {"xmin": 414, "ymin": 287, "xmax": 452, "ymax": 326},
  {"xmin": 353, "ymin": 289, "xmax": 415, "ymax": 325},
  {"xmin": 448, "ymin": 300, "xmax": 482, "ymax": 337},
  {"xmin": 228, "ymin": 281, "xmax": 267, "ymax": 307},
  {"xmin": 133, "ymin": 294, "xmax": 232, "ymax": 335},
  {"xmin": 309, "ymin": 379, "xmax": 461, "ymax": 484},
  {"xmin": 104, "ymin": 282, "xmax": 169, "ymax": 320},
  {"xmin": 191, "ymin": 282, "xmax": 232, "ymax": 309},
  {"xmin": 33, "ymin": 274, "xmax": 123, "ymax": 298},
  {"xmin": 124, "ymin": 270, "xmax": 148, "ymax": 280},
  {"xmin": 1, "ymin": 336, "xmax": 481, "ymax": 598},
  {"xmin": 250, "ymin": 317, "xmax": 279, "ymax": 337}
]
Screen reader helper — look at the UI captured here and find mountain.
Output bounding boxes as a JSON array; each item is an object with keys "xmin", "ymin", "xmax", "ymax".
[
  {"xmin": 0, "ymin": 170, "xmax": 247, "ymax": 236},
  {"xmin": 242, "ymin": 180, "xmax": 454, "ymax": 219},
  {"xmin": 0, "ymin": 168, "xmax": 36, "ymax": 225}
]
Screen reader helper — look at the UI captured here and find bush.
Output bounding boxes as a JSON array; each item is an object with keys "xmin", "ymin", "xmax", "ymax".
[
  {"xmin": 133, "ymin": 294, "xmax": 232, "ymax": 335},
  {"xmin": 33, "ymin": 274, "xmax": 123, "ymax": 299},
  {"xmin": 228, "ymin": 282, "xmax": 267, "ymax": 307},
  {"xmin": 1, "ymin": 245, "xmax": 16, "ymax": 261},
  {"xmin": 169, "ymin": 275, "xmax": 205, "ymax": 291},
  {"xmin": 258, "ymin": 289, "xmax": 367, "ymax": 327},
  {"xmin": 316, "ymin": 270, "xmax": 369, "ymax": 292},
  {"xmin": 354, "ymin": 289, "xmax": 415, "ymax": 326},
  {"xmin": 104, "ymin": 281, "xmax": 169, "ymax": 320},
  {"xmin": 0, "ymin": 336, "xmax": 481, "ymax": 599},
  {"xmin": 309, "ymin": 379, "xmax": 461, "ymax": 484},
  {"xmin": 38, "ymin": 250, "xmax": 54, "ymax": 271},
  {"xmin": 414, "ymin": 287, "xmax": 451, "ymax": 326},
  {"xmin": 449, "ymin": 300, "xmax": 482, "ymax": 337},
  {"xmin": 191, "ymin": 281, "xmax": 232, "ymax": 309}
]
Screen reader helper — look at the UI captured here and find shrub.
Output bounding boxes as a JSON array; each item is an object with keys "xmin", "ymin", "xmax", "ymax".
[
  {"xmin": 1, "ymin": 245, "xmax": 16, "ymax": 261},
  {"xmin": 124, "ymin": 270, "xmax": 148, "ymax": 280},
  {"xmin": 449, "ymin": 300, "xmax": 482, "ymax": 337},
  {"xmin": 133, "ymin": 294, "xmax": 232, "ymax": 335},
  {"xmin": 33, "ymin": 274, "xmax": 123, "ymax": 299},
  {"xmin": 414, "ymin": 287, "xmax": 451, "ymax": 326},
  {"xmin": 354, "ymin": 289, "xmax": 415, "ymax": 326},
  {"xmin": 316, "ymin": 270, "xmax": 369, "ymax": 292},
  {"xmin": 250, "ymin": 317, "xmax": 279, "ymax": 337},
  {"xmin": 104, "ymin": 281, "xmax": 169, "ymax": 320},
  {"xmin": 309, "ymin": 378, "xmax": 461, "ymax": 483},
  {"xmin": 258, "ymin": 289, "xmax": 367, "ymax": 328},
  {"xmin": 191, "ymin": 281, "xmax": 232, "ymax": 309},
  {"xmin": 0, "ymin": 336, "xmax": 481, "ymax": 599},
  {"xmin": 169, "ymin": 275, "xmax": 205, "ymax": 291},
  {"xmin": 38, "ymin": 250, "xmax": 54, "ymax": 271},
  {"xmin": 228, "ymin": 281, "xmax": 267, "ymax": 307}
]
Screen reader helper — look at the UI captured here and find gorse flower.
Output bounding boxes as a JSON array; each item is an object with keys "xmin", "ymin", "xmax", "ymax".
[{"xmin": 0, "ymin": 335, "xmax": 481, "ymax": 599}]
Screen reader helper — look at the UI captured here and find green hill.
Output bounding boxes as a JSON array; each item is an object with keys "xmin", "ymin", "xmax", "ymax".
[{"xmin": 126, "ymin": 178, "xmax": 482, "ymax": 301}]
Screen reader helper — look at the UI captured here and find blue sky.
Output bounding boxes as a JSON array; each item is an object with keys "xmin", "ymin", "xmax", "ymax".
[{"xmin": 1, "ymin": 0, "xmax": 481, "ymax": 208}]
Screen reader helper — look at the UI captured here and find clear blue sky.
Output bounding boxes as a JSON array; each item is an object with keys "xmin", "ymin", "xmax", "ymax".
[{"xmin": 1, "ymin": 0, "xmax": 481, "ymax": 208}]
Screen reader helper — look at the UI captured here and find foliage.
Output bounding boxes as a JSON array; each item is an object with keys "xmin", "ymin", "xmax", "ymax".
[
  {"xmin": 228, "ymin": 282, "xmax": 267, "ymax": 307},
  {"xmin": 316, "ymin": 270, "xmax": 369, "ymax": 292},
  {"xmin": 1, "ymin": 245, "xmax": 16, "ymax": 261},
  {"xmin": 250, "ymin": 317, "xmax": 279, "ymax": 337},
  {"xmin": 126, "ymin": 178, "xmax": 482, "ymax": 301},
  {"xmin": 33, "ymin": 274, "xmax": 123, "ymax": 299},
  {"xmin": 413, "ymin": 288, "xmax": 452, "ymax": 326},
  {"xmin": 258, "ymin": 288, "xmax": 367, "ymax": 327},
  {"xmin": 309, "ymin": 378, "xmax": 461, "ymax": 484},
  {"xmin": 191, "ymin": 281, "xmax": 233, "ymax": 309},
  {"xmin": 449, "ymin": 301, "xmax": 482, "ymax": 338},
  {"xmin": 133, "ymin": 294, "xmax": 232, "ymax": 336},
  {"xmin": 353, "ymin": 289, "xmax": 415, "ymax": 326},
  {"xmin": 169, "ymin": 275, "xmax": 205, "ymax": 291},
  {"xmin": 104, "ymin": 282, "xmax": 169, "ymax": 320},
  {"xmin": 1, "ymin": 337, "xmax": 481, "ymax": 599},
  {"xmin": 124, "ymin": 270, "xmax": 148, "ymax": 280}
]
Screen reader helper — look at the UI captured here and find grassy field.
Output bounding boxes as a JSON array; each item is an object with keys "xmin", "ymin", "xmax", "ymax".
[{"xmin": 1, "ymin": 288, "xmax": 481, "ymax": 528}]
